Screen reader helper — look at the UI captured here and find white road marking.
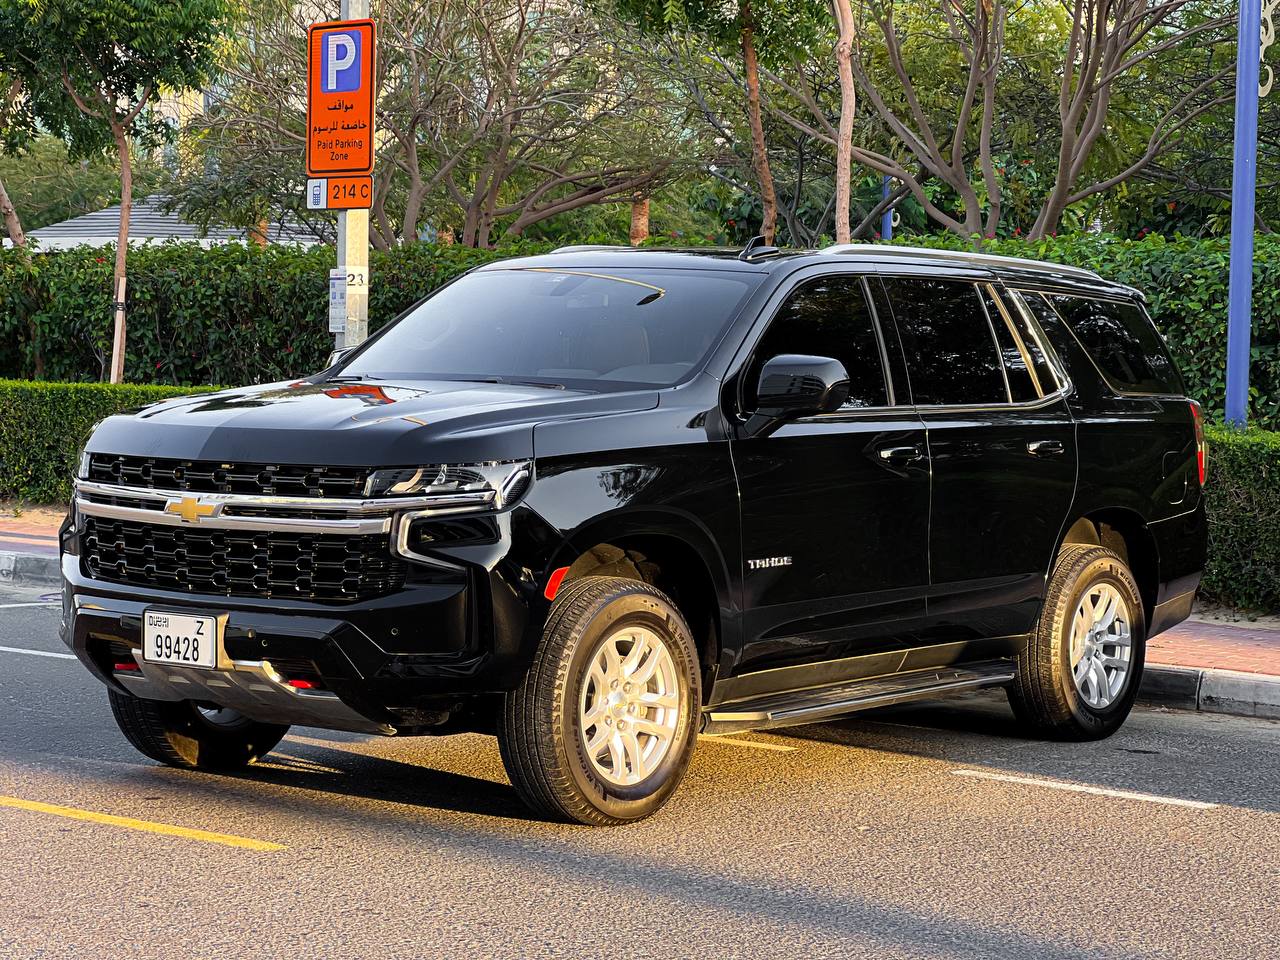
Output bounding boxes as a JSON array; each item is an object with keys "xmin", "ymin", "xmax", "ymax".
[
  {"xmin": 951, "ymin": 769, "xmax": 1218, "ymax": 810},
  {"xmin": 699, "ymin": 735, "xmax": 796, "ymax": 753},
  {"xmin": 0, "ymin": 645, "xmax": 76, "ymax": 661},
  {"xmin": 0, "ymin": 602, "xmax": 60, "ymax": 609}
]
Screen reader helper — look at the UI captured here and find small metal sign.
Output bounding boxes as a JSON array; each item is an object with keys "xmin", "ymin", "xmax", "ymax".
[{"xmin": 328, "ymin": 268, "xmax": 347, "ymax": 333}]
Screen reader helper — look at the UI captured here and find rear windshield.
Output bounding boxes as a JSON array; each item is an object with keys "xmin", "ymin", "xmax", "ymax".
[
  {"xmin": 1047, "ymin": 294, "xmax": 1183, "ymax": 395},
  {"xmin": 340, "ymin": 267, "xmax": 759, "ymax": 389}
]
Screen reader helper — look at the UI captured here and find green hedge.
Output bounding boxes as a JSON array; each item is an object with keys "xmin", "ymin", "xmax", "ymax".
[
  {"xmin": 1200, "ymin": 425, "xmax": 1280, "ymax": 611},
  {"xmin": 2, "ymin": 233, "xmax": 1278, "ymax": 427},
  {"xmin": 0, "ymin": 380, "xmax": 213, "ymax": 503},
  {"xmin": 0, "ymin": 241, "xmax": 550, "ymax": 387},
  {"xmin": 1, "ymin": 380, "xmax": 1276, "ymax": 611}
]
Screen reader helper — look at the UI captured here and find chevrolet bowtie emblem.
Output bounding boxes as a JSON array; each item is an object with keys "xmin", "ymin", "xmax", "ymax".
[{"xmin": 164, "ymin": 496, "xmax": 220, "ymax": 523}]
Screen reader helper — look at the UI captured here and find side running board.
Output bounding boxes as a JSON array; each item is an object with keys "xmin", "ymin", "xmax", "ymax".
[{"xmin": 701, "ymin": 660, "xmax": 1016, "ymax": 736}]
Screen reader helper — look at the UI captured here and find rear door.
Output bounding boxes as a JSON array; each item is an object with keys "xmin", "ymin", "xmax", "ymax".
[
  {"xmin": 875, "ymin": 271, "xmax": 1078, "ymax": 644},
  {"xmin": 728, "ymin": 269, "xmax": 930, "ymax": 681}
]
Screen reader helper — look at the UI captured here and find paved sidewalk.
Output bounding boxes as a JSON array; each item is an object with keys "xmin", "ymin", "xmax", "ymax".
[{"xmin": 1, "ymin": 506, "xmax": 1277, "ymax": 716}]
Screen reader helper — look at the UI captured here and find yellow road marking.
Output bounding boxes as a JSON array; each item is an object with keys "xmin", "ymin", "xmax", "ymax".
[
  {"xmin": 0, "ymin": 795, "xmax": 286, "ymax": 850},
  {"xmin": 699, "ymin": 735, "xmax": 796, "ymax": 753}
]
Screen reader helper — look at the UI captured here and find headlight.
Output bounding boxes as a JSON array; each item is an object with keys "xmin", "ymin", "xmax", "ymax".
[
  {"xmin": 365, "ymin": 460, "xmax": 532, "ymax": 511},
  {"xmin": 76, "ymin": 447, "xmax": 91, "ymax": 480}
]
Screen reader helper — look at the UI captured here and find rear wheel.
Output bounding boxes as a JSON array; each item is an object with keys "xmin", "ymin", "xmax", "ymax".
[
  {"xmin": 498, "ymin": 576, "xmax": 701, "ymax": 826},
  {"xmin": 108, "ymin": 689, "xmax": 289, "ymax": 770},
  {"xmin": 1008, "ymin": 544, "xmax": 1146, "ymax": 740}
]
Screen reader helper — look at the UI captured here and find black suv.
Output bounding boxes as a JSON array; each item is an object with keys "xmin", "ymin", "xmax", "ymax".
[{"xmin": 60, "ymin": 243, "xmax": 1207, "ymax": 825}]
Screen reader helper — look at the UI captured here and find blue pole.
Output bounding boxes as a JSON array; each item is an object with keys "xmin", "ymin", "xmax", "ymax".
[
  {"xmin": 1226, "ymin": 0, "xmax": 1262, "ymax": 427},
  {"xmin": 881, "ymin": 176, "xmax": 894, "ymax": 241}
]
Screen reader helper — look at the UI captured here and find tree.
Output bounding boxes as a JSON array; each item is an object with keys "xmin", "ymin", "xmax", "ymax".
[
  {"xmin": 1, "ymin": 0, "xmax": 232, "ymax": 382},
  {"xmin": 0, "ymin": 71, "xmax": 26, "ymax": 246},
  {"xmin": 832, "ymin": 0, "xmax": 857, "ymax": 242},
  {"xmin": 1027, "ymin": 0, "xmax": 1234, "ymax": 237},
  {"xmin": 186, "ymin": 0, "xmax": 687, "ymax": 250}
]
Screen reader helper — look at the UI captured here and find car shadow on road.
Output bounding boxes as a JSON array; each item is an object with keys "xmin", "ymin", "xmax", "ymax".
[
  {"xmin": 773, "ymin": 690, "xmax": 1280, "ymax": 813},
  {"xmin": 224, "ymin": 740, "xmax": 545, "ymax": 824}
]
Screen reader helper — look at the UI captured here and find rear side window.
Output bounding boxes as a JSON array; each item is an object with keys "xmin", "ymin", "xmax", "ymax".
[
  {"xmin": 747, "ymin": 276, "xmax": 889, "ymax": 410},
  {"xmin": 982, "ymin": 289, "xmax": 1037, "ymax": 402},
  {"xmin": 1048, "ymin": 295, "xmax": 1183, "ymax": 395},
  {"xmin": 881, "ymin": 277, "xmax": 1007, "ymax": 406}
]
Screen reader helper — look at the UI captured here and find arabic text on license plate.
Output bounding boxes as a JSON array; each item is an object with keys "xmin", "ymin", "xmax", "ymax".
[{"xmin": 142, "ymin": 610, "xmax": 217, "ymax": 669}]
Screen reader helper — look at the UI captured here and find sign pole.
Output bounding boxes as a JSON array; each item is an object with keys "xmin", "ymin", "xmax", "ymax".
[
  {"xmin": 337, "ymin": 0, "xmax": 370, "ymax": 350},
  {"xmin": 1225, "ymin": 0, "xmax": 1264, "ymax": 427},
  {"xmin": 880, "ymin": 176, "xmax": 894, "ymax": 242}
]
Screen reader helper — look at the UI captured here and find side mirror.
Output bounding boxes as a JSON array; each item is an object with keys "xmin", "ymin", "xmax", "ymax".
[
  {"xmin": 746, "ymin": 354, "xmax": 850, "ymax": 436},
  {"xmin": 326, "ymin": 347, "xmax": 354, "ymax": 369}
]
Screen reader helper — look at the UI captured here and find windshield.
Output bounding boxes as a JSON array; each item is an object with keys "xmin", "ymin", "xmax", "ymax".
[{"xmin": 338, "ymin": 267, "xmax": 759, "ymax": 389}]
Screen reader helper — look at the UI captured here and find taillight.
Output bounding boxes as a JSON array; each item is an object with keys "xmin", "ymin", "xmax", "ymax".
[{"xmin": 1189, "ymin": 400, "xmax": 1206, "ymax": 485}]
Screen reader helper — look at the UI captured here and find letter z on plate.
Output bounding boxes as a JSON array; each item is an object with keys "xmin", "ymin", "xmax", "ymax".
[{"xmin": 143, "ymin": 609, "xmax": 217, "ymax": 668}]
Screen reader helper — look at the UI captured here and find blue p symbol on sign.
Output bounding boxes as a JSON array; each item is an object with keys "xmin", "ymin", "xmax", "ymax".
[{"xmin": 322, "ymin": 30, "xmax": 361, "ymax": 93}]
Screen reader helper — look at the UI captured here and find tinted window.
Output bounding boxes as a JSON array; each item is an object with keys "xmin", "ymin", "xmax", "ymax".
[
  {"xmin": 342, "ymin": 268, "xmax": 758, "ymax": 389},
  {"xmin": 882, "ymin": 278, "xmax": 1007, "ymax": 406},
  {"xmin": 1049, "ymin": 295, "xmax": 1183, "ymax": 395},
  {"xmin": 747, "ymin": 276, "xmax": 888, "ymax": 410},
  {"xmin": 982, "ymin": 289, "xmax": 1038, "ymax": 402}
]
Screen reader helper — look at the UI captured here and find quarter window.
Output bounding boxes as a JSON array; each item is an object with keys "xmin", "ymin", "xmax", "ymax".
[
  {"xmin": 746, "ymin": 276, "xmax": 889, "ymax": 411},
  {"xmin": 1047, "ymin": 295, "xmax": 1183, "ymax": 395},
  {"xmin": 881, "ymin": 277, "xmax": 1008, "ymax": 406}
]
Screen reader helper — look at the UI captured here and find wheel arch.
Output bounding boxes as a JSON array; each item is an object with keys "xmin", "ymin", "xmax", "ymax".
[
  {"xmin": 551, "ymin": 510, "xmax": 732, "ymax": 699},
  {"xmin": 1058, "ymin": 508, "xmax": 1160, "ymax": 626}
]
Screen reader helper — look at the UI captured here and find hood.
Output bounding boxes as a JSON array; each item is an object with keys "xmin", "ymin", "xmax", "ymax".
[{"xmin": 86, "ymin": 379, "xmax": 660, "ymax": 466}]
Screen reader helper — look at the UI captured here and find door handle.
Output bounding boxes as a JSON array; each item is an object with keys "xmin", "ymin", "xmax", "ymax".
[
  {"xmin": 877, "ymin": 444, "xmax": 924, "ymax": 465},
  {"xmin": 1026, "ymin": 439, "xmax": 1066, "ymax": 457}
]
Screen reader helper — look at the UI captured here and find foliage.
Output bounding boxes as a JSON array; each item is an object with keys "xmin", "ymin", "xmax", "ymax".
[
  {"xmin": 3, "ymin": 231, "xmax": 1280, "ymax": 427},
  {"xmin": 0, "ymin": 135, "xmax": 161, "ymax": 232},
  {"xmin": 0, "ymin": 379, "xmax": 214, "ymax": 503},
  {"xmin": 0, "ymin": 240, "xmax": 551, "ymax": 384},
  {"xmin": 1200, "ymin": 425, "xmax": 1280, "ymax": 611}
]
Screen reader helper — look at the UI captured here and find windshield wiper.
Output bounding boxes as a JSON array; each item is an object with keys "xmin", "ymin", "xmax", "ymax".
[{"xmin": 452, "ymin": 376, "xmax": 566, "ymax": 390}]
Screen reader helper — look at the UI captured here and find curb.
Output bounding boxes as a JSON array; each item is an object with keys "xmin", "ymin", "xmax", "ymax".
[
  {"xmin": 1141, "ymin": 664, "xmax": 1280, "ymax": 720},
  {"xmin": 0, "ymin": 551, "xmax": 62, "ymax": 588}
]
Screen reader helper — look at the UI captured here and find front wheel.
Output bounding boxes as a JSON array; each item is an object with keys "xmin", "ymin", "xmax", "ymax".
[
  {"xmin": 498, "ymin": 576, "xmax": 701, "ymax": 826},
  {"xmin": 108, "ymin": 689, "xmax": 289, "ymax": 770},
  {"xmin": 1008, "ymin": 544, "xmax": 1146, "ymax": 740}
]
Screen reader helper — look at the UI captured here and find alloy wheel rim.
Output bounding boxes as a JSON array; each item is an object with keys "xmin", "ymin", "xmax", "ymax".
[
  {"xmin": 578, "ymin": 625, "xmax": 681, "ymax": 786},
  {"xmin": 195, "ymin": 704, "xmax": 247, "ymax": 729},
  {"xmin": 1069, "ymin": 583, "xmax": 1133, "ymax": 709}
]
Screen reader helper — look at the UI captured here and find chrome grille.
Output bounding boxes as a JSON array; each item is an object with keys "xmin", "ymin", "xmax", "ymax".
[
  {"xmin": 80, "ymin": 517, "xmax": 405, "ymax": 601},
  {"xmin": 87, "ymin": 454, "xmax": 369, "ymax": 498}
]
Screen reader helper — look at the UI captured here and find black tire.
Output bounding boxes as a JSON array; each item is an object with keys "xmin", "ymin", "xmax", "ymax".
[
  {"xmin": 108, "ymin": 689, "xmax": 289, "ymax": 770},
  {"xmin": 498, "ymin": 576, "xmax": 701, "ymax": 826},
  {"xmin": 1008, "ymin": 544, "xmax": 1146, "ymax": 740}
]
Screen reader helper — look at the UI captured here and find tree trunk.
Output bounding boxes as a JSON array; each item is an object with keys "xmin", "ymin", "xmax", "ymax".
[
  {"xmin": 109, "ymin": 123, "xmax": 133, "ymax": 384},
  {"xmin": 832, "ymin": 0, "xmax": 857, "ymax": 243},
  {"xmin": 1, "ymin": 175, "xmax": 43, "ymax": 378},
  {"xmin": 0, "ymin": 176, "xmax": 25, "ymax": 247},
  {"xmin": 248, "ymin": 218, "xmax": 268, "ymax": 247},
  {"xmin": 740, "ymin": 0, "xmax": 778, "ymax": 245},
  {"xmin": 629, "ymin": 196, "xmax": 650, "ymax": 246}
]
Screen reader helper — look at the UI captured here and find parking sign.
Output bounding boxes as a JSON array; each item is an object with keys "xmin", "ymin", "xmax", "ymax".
[{"xmin": 306, "ymin": 19, "xmax": 375, "ymax": 177}]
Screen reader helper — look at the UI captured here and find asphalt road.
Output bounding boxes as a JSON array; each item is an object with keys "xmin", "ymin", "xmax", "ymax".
[{"xmin": 0, "ymin": 583, "xmax": 1277, "ymax": 960}]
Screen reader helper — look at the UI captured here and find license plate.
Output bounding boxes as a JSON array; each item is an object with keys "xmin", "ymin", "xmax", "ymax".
[{"xmin": 142, "ymin": 610, "xmax": 218, "ymax": 669}]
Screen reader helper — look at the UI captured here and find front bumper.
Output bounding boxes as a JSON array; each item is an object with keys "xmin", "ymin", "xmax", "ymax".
[{"xmin": 60, "ymin": 504, "xmax": 566, "ymax": 733}]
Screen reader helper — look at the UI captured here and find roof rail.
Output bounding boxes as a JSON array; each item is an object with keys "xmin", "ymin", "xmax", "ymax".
[
  {"xmin": 739, "ymin": 235, "xmax": 781, "ymax": 262},
  {"xmin": 819, "ymin": 242, "xmax": 1101, "ymax": 280},
  {"xmin": 549, "ymin": 244, "xmax": 632, "ymax": 254}
]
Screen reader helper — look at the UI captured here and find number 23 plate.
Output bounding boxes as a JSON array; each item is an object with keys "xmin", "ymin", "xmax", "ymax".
[{"xmin": 143, "ymin": 610, "xmax": 218, "ymax": 669}]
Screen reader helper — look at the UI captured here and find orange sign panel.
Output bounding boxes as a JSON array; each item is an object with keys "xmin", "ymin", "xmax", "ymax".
[{"xmin": 306, "ymin": 19, "xmax": 376, "ymax": 177}]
